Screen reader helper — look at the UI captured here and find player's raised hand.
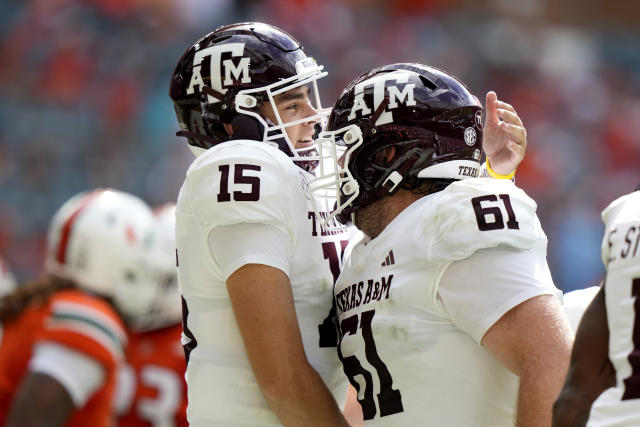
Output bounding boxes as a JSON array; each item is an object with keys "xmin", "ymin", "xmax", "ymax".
[{"xmin": 482, "ymin": 91, "xmax": 527, "ymax": 176}]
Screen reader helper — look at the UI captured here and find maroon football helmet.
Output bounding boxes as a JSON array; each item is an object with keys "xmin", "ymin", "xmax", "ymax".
[
  {"xmin": 310, "ymin": 63, "xmax": 484, "ymax": 225},
  {"xmin": 169, "ymin": 22, "xmax": 328, "ymax": 167}
]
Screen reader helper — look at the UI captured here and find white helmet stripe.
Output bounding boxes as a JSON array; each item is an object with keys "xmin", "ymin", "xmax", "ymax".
[{"xmin": 416, "ymin": 160, "xmax": 481, "ymax": 180}]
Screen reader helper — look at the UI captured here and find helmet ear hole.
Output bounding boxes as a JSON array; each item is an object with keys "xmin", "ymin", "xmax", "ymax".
[
  {"xmin": 373, "ymin": 146, "xmax": 397, "ymax": 167},
  {"xmin": 228, "ymin": 114, "xmax": 265, "ymax": 141},
  {"xmin": 222, "ymin": 123, "xmax": 234, "ymax": 136}
]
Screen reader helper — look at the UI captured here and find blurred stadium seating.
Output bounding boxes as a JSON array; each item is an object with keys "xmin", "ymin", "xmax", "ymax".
[{"xmin": 1, "ymin": 0, "xmax": 638, "ymax": 292}]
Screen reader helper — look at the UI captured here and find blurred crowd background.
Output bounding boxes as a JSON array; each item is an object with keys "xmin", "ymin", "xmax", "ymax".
[{"xmin": 1, "ymin": 0, "xmax": 639, "ymax": 292}]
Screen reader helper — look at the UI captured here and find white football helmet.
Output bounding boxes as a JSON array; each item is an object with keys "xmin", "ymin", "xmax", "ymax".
[
  {"xmin": 0, "ymin": 255, "xmax": 17, "ymax": 297},
  {"xmin": 135, "ymin": 203, "xmax": 182, "ymax": 331},
  {"xmin": 45, "ymin": 189, "xmax": 159, "ymax": 327}
]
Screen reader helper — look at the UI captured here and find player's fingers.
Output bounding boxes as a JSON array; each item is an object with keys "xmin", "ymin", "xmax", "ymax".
[
  {"xmin": 500, "ymin": 122, "xmax": 527, "ymax": 147},
  {"xmin": 494, "ymin": 100, "xmax": 516, "ymax": 114},
  {"xmin": 496, "ymin": 108, "xmax": 523, "ymax": 127},
  {"xmin": 485, "ymin": 91, "xmax": 498, "ymax": 125},
  {"xmin": 507, "ymin": 140, "xmax": 526, "ymax": 156},
  {"xmin": 507, "ymin": 139, "xmax": 524, "ymax": 150}
]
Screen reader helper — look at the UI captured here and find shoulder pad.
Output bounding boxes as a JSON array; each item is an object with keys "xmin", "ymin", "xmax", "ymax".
[
  {"xmin": 42, "ymin": 291, "xmax": 127, "ymax": 364},
  {"xmin": 601, "ymin": 190, "xmax": 640, "ymax": 264},
  {"xmin": 601, "ymin": 190, "xmax": 640, "ymax": 229},
  {"xmin": 184, "ymin": 140, "xmax": 301, "ymax": 231},
  {"xmin": 427, "ymin": 179, "xmax": 547, "ymax": 260},
  {"xmin": 562, "ymin": 286, "xmax": 599, "ymax": 332}
]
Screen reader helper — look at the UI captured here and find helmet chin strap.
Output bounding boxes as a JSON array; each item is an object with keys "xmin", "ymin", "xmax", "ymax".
[
  {"xmin": 201, "ymin": 85, "xmax": 226, "ymax": 103},
  {"xmin": 374, "ymin": 150, "xmax": 421, "ymax": 198},
  {"xmin": 358, "ymin": 97, "xmax": 390, "ymax": 140},
  {"xmin": 229, "ymin": 114, "xmax": 297, "ymax": 158},
  {"xmin": 229, "ymin": 114, "xmax": 266, "ymax": 142}
]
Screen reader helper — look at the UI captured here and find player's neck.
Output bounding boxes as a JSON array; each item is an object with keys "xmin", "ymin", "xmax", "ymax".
[{"xmin": 356, "ymin": 190, "xmax": 423, "ymax": 239}]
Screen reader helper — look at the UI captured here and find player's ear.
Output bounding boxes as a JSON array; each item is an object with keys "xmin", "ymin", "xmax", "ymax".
[
  {"xmin": 223, "ymin": 123, "xmax": 235, "ymax": 136},
  {"xmin": 374, "ymin": 146, "xmax": 397, "ymax": 166}
]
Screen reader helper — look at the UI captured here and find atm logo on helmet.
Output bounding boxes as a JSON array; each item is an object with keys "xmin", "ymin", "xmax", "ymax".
[
  {"xmin": 186, "ymin": 43, "xmax": 251, "ymax": 102},
  {"xmin": 348, "ymin": 72, "xmax": 416, "ymax": 125}
]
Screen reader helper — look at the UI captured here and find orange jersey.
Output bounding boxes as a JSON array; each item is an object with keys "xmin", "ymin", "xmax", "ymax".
[
  {"xmin": 0, "ymin": 289, "xmax": 127, "ymax": 426},
  {"xmin": 117, "ymin": 323, "xmax": 187, "ymax": 427}
]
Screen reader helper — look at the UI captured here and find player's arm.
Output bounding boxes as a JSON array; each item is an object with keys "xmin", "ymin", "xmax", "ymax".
[
  {"xmin": 6, "ymin": 372, "xmax": 74, "ymax": 427},
  {"xmin": 227, "ymin": 264, "xmax": 349, "ymax": 427},
  {"xmin": 6, "ymin": 341, "xmax": 108, "ymax": 427},
  {"xmin": 483, "ymin": 293, "xmax": 573, "ymax": 427},
  {"xmin": 342, "ymin": 383, "xmax": 364, "ymax": 427},
  {"xmin": 482, "ymin": 91, "xmax": 527, "ymax": 178},
  {"xmin": 552, "ymin": 285, "xmax": 615, "ymax": 427}
]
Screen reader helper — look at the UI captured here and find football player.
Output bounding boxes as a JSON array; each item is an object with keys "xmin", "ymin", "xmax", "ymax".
[
  {"xmin": 0, "ymin": 189, "xmax": 159, "ymax": 427},
  {"xmin": 115, "ymin": 203, "xmax": 187, "ymax": 427},
  {"xmin": 554, "ymin": 188, "xmax": 640, "ymax": 426},
  {"xmin": 560, "ymin": 285, "xmax": 621, "ymax": 425},
  {"xmin": 0, "ymin": 255, "xmax": 17, "ymax": 297},
  {"xmin": 169, "ymin": 22, "xmax": 352, "ymax": 425},
  {"xmin": 311, "ymin": 63, "xmax": 573, "ymax": 426}
]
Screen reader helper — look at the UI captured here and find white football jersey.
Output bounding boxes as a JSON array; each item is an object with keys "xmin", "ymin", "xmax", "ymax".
[
  {"xmin": 592, "ymin": 190, "xmax": 640, "ymax": 426},
  {"xmin": 175, "ymin": 140, "xmax": 350, "ymax": 426},
  {"xmin": 335, "ymin": 178, "xmax": 554, "ymax": 426},
  {"xmin": 563, "ymin": 286, "xmax": 600, "ymax": 333}
]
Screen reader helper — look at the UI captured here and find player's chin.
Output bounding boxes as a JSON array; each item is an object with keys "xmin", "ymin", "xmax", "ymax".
[{"xmin": 295, "ymin": 139, "xmax": 315, "ymax": 149}]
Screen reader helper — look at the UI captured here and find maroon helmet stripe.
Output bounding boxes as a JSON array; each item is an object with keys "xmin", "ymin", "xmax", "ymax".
[{"xmin": 55, "ymin": 191, "xmax": 102, "ymax": 265}]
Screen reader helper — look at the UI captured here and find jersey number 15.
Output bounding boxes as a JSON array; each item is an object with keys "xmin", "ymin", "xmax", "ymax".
[{"xmin": 217, "ymin": 164, "xmax": 261, "ymax": 202}]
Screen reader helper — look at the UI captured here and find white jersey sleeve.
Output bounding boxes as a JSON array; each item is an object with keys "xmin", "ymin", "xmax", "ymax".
[
  {"xmin": 439, "ymin": 245, "xmax": 559, "ymax": 344},
  {"xmin": 209, "ymin": 222, "xmax": 293, "ymax": 280},
  {"xmin": 180, "ymin": 140, "xmax": 298, "ymax": 240},
  {"xmin": 29, "ymin": 340, "xmax": 106, "ymax": 407},
  {"xmin": 430, "ymin": 179, "xmax": 555, "ymax": 342},
  {"xmin": 562, "ymin": 286, "xmax": 600, "ymax": 333},
  {"xmin": 427, "ymin": 178, "xmax": 547, "ymax": 262}
]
